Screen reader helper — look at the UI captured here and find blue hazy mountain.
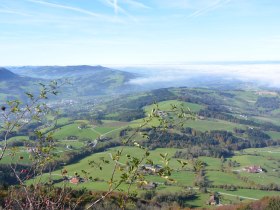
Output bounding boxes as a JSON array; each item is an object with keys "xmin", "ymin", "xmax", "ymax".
[
  {"xmin": 0, "ymin": 68, "xmax": 19, "ymax": 80},
  {"xmin": 1, "ymin": 66, "xmax": 138, "ymax": 102}
]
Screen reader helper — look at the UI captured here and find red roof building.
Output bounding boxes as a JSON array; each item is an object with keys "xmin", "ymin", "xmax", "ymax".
[{"xmin": 69, "ymin": 177, "xmax": 80, "ymax": 184}]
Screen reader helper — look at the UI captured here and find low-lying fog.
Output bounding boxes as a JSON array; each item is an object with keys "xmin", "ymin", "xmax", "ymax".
[{"xmin": 118, "ymin": 64, "xmax": 280, "ymax": 89}]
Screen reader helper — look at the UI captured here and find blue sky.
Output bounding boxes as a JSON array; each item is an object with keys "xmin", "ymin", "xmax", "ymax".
[{"xmin": 0, "ymin": 0, "xmax": 280, "ymax": 65}]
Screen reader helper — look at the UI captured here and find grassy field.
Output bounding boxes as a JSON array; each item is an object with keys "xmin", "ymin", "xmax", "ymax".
[
  {"xmin": 57, "ymin": 140, "xmax": 85, "ymax": 149},
  {"xmin": 52, "ymin": 120, "xmax": 127, "ymax": 140},
  {"xmin": 253, "ymin": 116, "xmax": 280, "ymax": 126},
  {"xmin": 207, "ymin": 171, "xmax": 249, "ymax": 186},
  {"xmin": 40, "ymin": 146, "xmax": 280, "ymax": 190},
  {"xmin": 52, "ymin": 123, "xmax": 100, "ymax": 140},
  {"xmin": 242, "ymin": 147, "xmax": 280, "ymax": 160},
  {"xmin": 272, "ymin": 108, "xmax": 280, "ymax": 116},
  {"xmin": 0, "ymin": 136, "xmax": 30, "ymax": 147},
  {"xmin": 229, "ymin": 147, "xmax": 280, "ymax": 186},
  {"xmin": 7, "ymin": 136, "xmax": 29, "ymax": 141},
  {"xmin": 133, "ymin": 101, "xmax": 245, "ymax": 132},
  {"xmin": 198, "ymin": 157, "xmax": 222, "ymax": 170},
  {"xmin": 56, "ymin": 117, "xmax": 71, "ymax": 125},
  {"xmin": 184, "ymin": 118, "xmax": 246, "ymax": 132},
  {"xmin": 230, "ymin": 154, "xmax": 267, "ymax": 167},
  {"xmin": 144, "ymin": 100, "xmax": 205, "ymax": 113},
  {"xmin": 1, "ymin": 147, "xmax": 31, "ymax": 164},
  {"xmin": 35, "ymin": 144, "xmax": 280, "ymax": 194},
  {"xmin": 1, "ymin": 120, "xmax": 130, "ymax": 164},
  {"xmin": 213, "ymin": 188, "xmax": 280, "ymax": 200},
  {"xmin": 41, "ymin": 147, "xmax": 184, "ymax": 191},
  {"xmin": 31, "ymin": 145, "xmax": 280, "ymax": 208},
  {"xmin": 266, "ymin": 131, "xmax": 280, "ymax": 140},
  {"xmin": 232, "ymin": 91, "xmax": 258, "ymax": 103},
  {"xmin": 240, "ymin": 172, "xmax": 280, "ymax": 185}
]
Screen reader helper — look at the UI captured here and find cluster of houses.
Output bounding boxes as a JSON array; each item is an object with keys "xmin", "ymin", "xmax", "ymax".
[
  {"xmin": 136, "ymin": 164, "xmax": 164, "ymax": 190},
  {"xmin": 256, "ymin": 91, "xmax": 278, "ymax": 96},
  {"xmin": 86, "ymin": 140, "xmax": 98, "ymax": 148},
  {"xmin": 27, "ymin": 147, "xmax": 39, "ymax": 153},
  {"xmin": 198, "ymin": 115, "xmax": 205, "ymax": 120},
  {"xmin": 139, "ymin": 182, "xmax": 158, "ymax": 190},
  {"xmin": 155, "ymin": 110, "xmax": 167, "ymax": 117},
  {"xmin": 140, "ymin": 164, "xmax": 163, "ymax": 174},
  {"xmin": 67, "ymin": 174, "xmax": 159, "ymax": 191},
  {"xmin": 239, "ymin": 114, "xmax": 248, "ymax": 120},
  {"xmin": 46, "ymin": 99, "xmax": 77, "ymax": 109},
  {"xmin": 243, "ymin": 165, "xmax": 263, "ymax": 173}
]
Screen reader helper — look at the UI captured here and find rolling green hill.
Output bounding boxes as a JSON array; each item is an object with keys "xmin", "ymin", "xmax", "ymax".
[{"xmin": 2, "ymin": 84, "xmax": 280, "ymax": 209}]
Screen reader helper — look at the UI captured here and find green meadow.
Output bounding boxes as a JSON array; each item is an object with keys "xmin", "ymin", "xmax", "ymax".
[
  {"xmin": 144, "ymin": 100, "xmax": 205, "ymax": 113},
  {"xmin": 184, "ymin": 119, "xmax": 246, "ymax": 132}
]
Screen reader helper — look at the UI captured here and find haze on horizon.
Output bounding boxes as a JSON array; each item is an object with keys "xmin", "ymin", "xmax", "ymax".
[{"xmin": 0, "ymin": 0, "xmax": 280, "ymax": 66}]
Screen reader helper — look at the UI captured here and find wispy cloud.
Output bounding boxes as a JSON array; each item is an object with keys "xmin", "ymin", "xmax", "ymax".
[
  {"xmin": 102, "ymin": 0, "xmax": 136, "ymax": 20},
  {"xmin": 102, "ymin": 0, "xmax": 149, "ymax": 21},
  {"xmin": 121, "ymin": 0, "xmax": 151, "ymax": 9},
  {"xmin": 189, "ymin": 0, "xmax": 231, "ymax": 17},
  {"xmin": 0, "ymin": 8, "xmax": 31, "ymax": 17},
  {"xmin": 153, "ymin": 0, "xmax": 191, "ymax": 9},
  {"xmin": 103, "ymin": 0, "xmax": 124, "ymax": 15},
  {"xmin": 114, "ymin": 0, "xmax": 118, "ymax": 14},
  {"xmin": 27, "ymin": 0, "xmax": 103, "ymax": 18},
  {"xmin": 104, "ymin": 0, "xmax": 150, "ymax": 14},
  {"xmin": 110, "ymin": 0, "xmax": 137, "ymax": 20}
]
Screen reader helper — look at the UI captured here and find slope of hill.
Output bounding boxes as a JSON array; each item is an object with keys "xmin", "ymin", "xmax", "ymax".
[
  {"xmin": 0, "ymin": 68, "xmax": 39, "ymax": 102},
  {"xmin": 0, "ymin": 68, "xmax": 19, "ymax": 80}
]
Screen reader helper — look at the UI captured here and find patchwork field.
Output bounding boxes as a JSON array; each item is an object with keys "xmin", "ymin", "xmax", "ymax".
[
  {"xmin": 51, "ymin": 120, "xmax": 128, "ymax": 141},
  {"xmin": 144, "ymin": 100, "xmax": 205, "ymax": 113},
  {"xmin": 184, "ymin": 119, "xmax": 246, "ymax": 132},
  {"xmin": 2, "ymin": 87, "xmax": 280, "ymax": 208},
  {"xmin": 32, "ymin": 145, "xmax": 280, "ymax": 207}
]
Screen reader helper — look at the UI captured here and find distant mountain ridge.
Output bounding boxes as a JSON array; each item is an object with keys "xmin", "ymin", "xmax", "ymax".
[
  {"xmin": 0, "ymin": 65, "xmax": 138, "ymax": 102},
  {"xmin": 8, "ymin": 65, "xmax": 132, "ymax": 79},
  {"xmin": 2, "ymin": 65, "xmax": 267, "ymax": 104},
  {"xmin": 0, "ymin": 68, "xmax": 19, "ymax": 80}
]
